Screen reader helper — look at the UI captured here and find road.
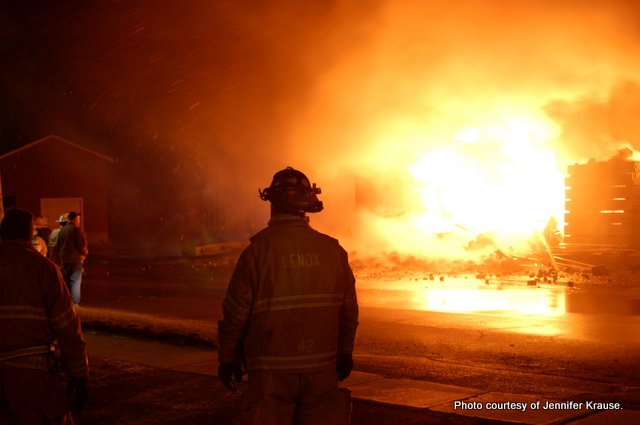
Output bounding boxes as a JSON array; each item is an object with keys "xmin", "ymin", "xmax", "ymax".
[{"xmin": 81, "ymin": 253, "xmax": 640, "ymax": 408}]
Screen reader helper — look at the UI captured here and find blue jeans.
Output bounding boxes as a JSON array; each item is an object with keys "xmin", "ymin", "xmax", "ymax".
[{"xmin": 62, "ymin": 263, "xmax": 83, "ymax": 304}]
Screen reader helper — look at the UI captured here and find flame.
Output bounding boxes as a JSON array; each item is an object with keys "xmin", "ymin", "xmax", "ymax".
[
  {"xmin": 346, "ymin": 110, "xmax": 566, "ymax": 258},
  {"xmin": 287, "ymin": 0, "xmax": 640, "ymax": 261},
  {"xmin": 409, "ymin": 116, "xmax": 565, "ymax": 238}
]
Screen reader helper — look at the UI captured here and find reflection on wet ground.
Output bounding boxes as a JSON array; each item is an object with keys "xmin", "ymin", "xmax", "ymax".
[
  {"xmin": 417, "ymin": 282, "xmax": 565, "ymax": 315},
  {"xmin": 357, "ymin": 276, "xmax": 640, "ymax": 342},
  {"xmin": 358, "ymin": 276, "xmax": 640, "ymax": 316},
  {"xmin": 85, "ymin": 254, "xmax": 640, "ymax": 343}
]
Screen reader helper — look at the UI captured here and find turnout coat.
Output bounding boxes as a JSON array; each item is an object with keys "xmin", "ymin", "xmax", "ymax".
[{"xmin": 218, "ymin": 214, "xmax": 359, "ymax": 372}]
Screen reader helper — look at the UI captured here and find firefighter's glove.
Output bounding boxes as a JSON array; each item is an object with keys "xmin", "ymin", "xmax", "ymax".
[
  {"xmin": 218, "ymin": 362, "xmax": 244, "ymax": 392},
  {"xmin": 67, "ymin": 376, "xmax": 89, "ymax": 409},
  {"xmin": 336, "ymin": 352, "xmax": 353, "ymax": 381}
]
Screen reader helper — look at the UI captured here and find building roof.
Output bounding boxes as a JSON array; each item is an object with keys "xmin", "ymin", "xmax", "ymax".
[{"xmin": 0, "ymin": 134, "xmax": 115, "ymax": 162}]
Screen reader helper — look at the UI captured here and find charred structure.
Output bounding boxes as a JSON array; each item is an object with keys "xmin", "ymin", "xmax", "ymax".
[{"xmin": 564, "ymin": 155, "xmax": 640, "ymax": 249}]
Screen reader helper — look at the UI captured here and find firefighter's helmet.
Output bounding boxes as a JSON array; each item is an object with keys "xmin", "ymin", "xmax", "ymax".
[{"xmin": 259, "ymin": 166, "xmax": 323, "ymax": 213}]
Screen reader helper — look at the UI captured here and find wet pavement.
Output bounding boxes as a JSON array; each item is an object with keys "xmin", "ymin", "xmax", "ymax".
[
  {"xmin": 84, "ymin": 330, "xmax": 640, "ymax": 424},
  {"xmin": 79, "ymin": 251, "xmax": 640, "ymax": 423}
]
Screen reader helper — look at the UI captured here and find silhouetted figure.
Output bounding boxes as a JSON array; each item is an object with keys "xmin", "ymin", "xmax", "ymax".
[
  {"xmin": 218, "ymin": 167, "xmax": 359, "ymax": 425},
  {"xmin": 56, "ymin": 211, "xmax": 88, "ymax": 305},
  {"xmin": 48, "ymin": 214, "xmax": 68, "ymax": 265},
  {"xmin": 0, "ymin": 208, "xmax": 88, "ymax": 424}
]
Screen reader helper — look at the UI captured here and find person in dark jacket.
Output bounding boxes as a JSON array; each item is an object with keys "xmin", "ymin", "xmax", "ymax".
[
  {"xmin": 218, "ymin": 167, "xmax": 359, "ymax": 425},
  {"xmin": 55, "ymin": 211, "xmax": 88, "ymax": 305},
  {"xmin": 0, "ymin": 208, "xmax": 89, "ymax": 424}
]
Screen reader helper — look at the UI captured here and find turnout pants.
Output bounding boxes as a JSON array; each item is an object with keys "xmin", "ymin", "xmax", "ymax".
[
  {"xmin": 241, "ymin": 368, "xmax": 351, "ymax": 425},
  {"xmin": 0, "ymin": 364, "xmax": 73, "ymax": 425}
]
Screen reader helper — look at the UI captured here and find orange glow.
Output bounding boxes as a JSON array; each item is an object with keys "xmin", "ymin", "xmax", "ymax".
[
  {"xmin": 419, "ymin": 285, "xmax": 566, "ymax": 316},
  {"xmin": 407, "ymin": 116, "xmax": 565, "ymax": 237},
  {"xmin": 288, "ymin": 0, "xmax": 640, "ymax": 261},
  {"xmin": 358, "ymin": 278, "xmax": 566, "ymax": 318},
  {"xmin": 345, "ymin": 111, "xmax": 566, "ymax": 258}
]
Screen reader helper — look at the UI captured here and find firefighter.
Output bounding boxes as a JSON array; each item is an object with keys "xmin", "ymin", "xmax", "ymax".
[
  {"xmin": 48, "ymin": 214, "xmax": 68, "ymax": 265},
  {"xmin": 0, "ymin": 208, "xmax": 89, "ymax": 424},
  {"xmin": 218, "ymin": 167, "xmax": 359, "ymax": 425}
]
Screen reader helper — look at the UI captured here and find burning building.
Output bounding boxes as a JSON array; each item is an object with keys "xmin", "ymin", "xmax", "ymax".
[{"xmin": 564, "ymin": 152, "xmax": 640, "ymax": 249}]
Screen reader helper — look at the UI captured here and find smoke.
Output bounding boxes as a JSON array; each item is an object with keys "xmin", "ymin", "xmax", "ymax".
[
  {"xmin": 2, "ymin": 1, "xmax": 383, "ymax": 248},
  {"xmin": 289, "ymin": 0, "xmax": 640, "ymax": 162},
  {"xmin": 2, "ymin": 0, "xmax": 640, "ymax": 254},
  {"xmin": 283, "ymin": 0, "xmax": 640, "ymax": 257},
  {"xmin": 547, "ymin": 81, "xmax": 640, "ymax": 162}
]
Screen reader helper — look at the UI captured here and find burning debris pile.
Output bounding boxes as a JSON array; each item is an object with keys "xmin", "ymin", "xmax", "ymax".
[
  {"xmin": 343, "ymin": 143, "xmax": 640, "ymax": 288},
  {"xmin": 282, "ymin": 1, "xmax": 640, "ymax": 288},
  {"xmin": 352, "ymin": 149, "xmax": 640, "ymax": 285}
]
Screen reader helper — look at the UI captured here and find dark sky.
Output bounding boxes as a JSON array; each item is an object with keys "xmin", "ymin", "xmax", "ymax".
[
  {"xmin": 1, "ymin": 1, "xmax": 374, "ymax": 157},
  {"xmin": 1, "ymin": 0, "xmax": 380, "ymax": 246},
  {"xmin": 2, "ymin": 0, "xmax": 640, "ymax": 251}
]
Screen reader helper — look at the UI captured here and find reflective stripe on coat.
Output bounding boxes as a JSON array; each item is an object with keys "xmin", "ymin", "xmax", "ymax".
[
  {"xmin": 219, "ymin": 215, "xmax": 358, "ymax": 372},
  {"xmin": 0, "ymin": 240, "xmax": 88, "ymax": 377}
]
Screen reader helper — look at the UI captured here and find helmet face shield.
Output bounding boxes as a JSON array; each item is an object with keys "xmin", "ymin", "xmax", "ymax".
[{"xmin": 259, "ymin": 167, "xmax": 324, "ymax": 213}]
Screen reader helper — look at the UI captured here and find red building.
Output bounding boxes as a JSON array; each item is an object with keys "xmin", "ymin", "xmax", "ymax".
[{"xmin": 0, "ymin": 135, "xmax": 114, "ymax": 243}]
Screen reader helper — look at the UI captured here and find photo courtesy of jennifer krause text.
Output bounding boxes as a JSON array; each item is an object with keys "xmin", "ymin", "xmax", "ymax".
[{"xmin": 454, "ymin": 400, "xmax": 623, "ymax": 412}]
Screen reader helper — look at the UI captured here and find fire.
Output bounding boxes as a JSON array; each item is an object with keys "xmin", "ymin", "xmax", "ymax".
[
  {"xmin": 287, "ymin": 1, "xmax": 640, "ymax": 262},
  {"xmin": 409, "ymin": 117, "xmax": 565, "ymax": 241},
  {"xmin": 348, "ymin": 111, "xmax": 566, "ymax": 259}
]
